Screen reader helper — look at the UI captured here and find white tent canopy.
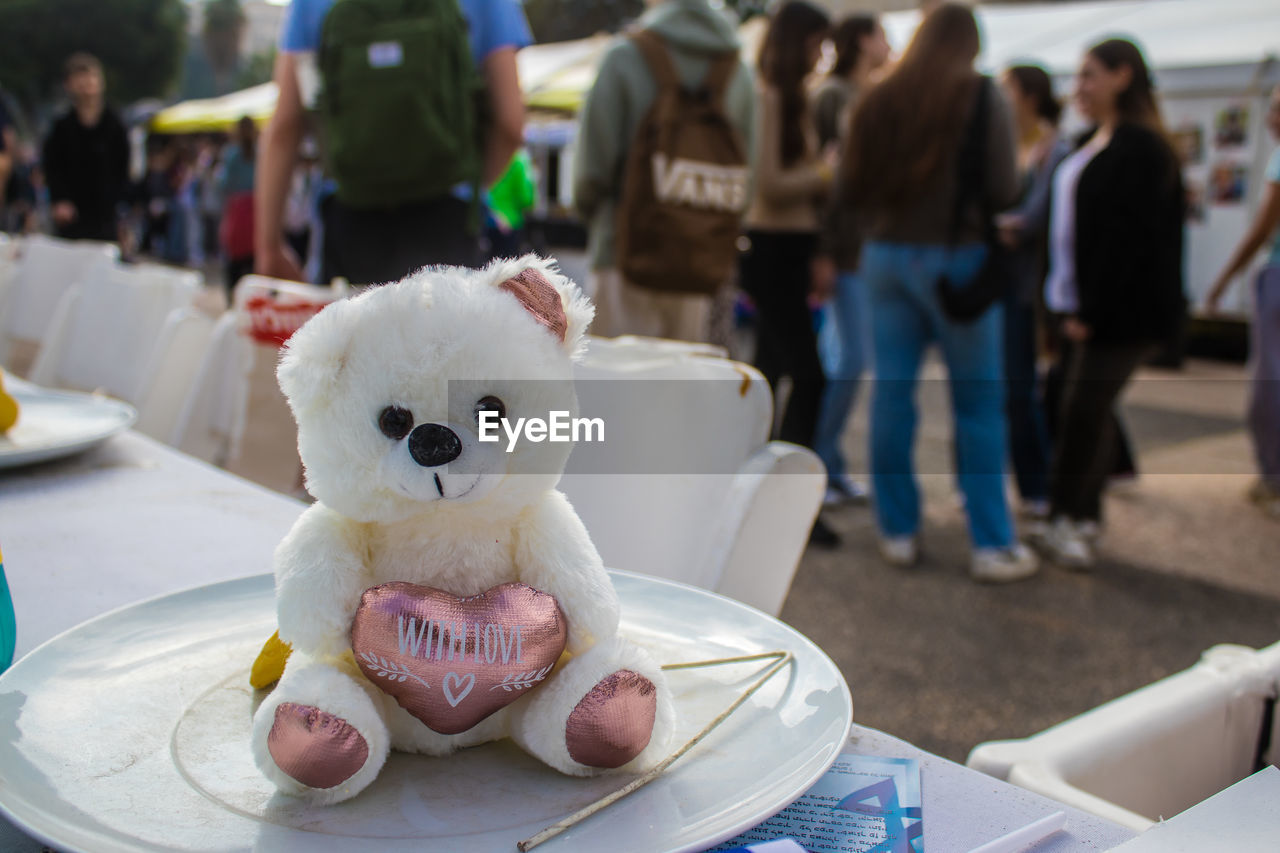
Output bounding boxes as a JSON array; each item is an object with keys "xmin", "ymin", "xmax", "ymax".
[{"xmin": 882, "ymin": 0, "xmax": 1279, "ymax": 92}]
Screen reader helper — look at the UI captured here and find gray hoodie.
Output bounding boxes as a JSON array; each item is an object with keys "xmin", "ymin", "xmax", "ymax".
[{"xmin": 572, "ymin": 0, "xmax": 755, "ymax": 271}]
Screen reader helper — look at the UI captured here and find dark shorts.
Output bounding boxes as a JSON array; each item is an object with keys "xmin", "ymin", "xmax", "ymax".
[{"xmin": 320, "ymin": 195, "xmax": 482, "ymax": 286}]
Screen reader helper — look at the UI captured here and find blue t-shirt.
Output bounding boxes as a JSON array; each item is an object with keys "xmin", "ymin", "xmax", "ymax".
[{"xmin": 279, "ymin": 0, "xmax": 532, "ymax": 65}]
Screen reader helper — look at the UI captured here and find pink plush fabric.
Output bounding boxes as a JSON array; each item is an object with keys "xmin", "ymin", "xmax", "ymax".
[
  {"xmin": 565, "ymin": 670, "xmax": 657, "ymax": 768},
  {"xmin": 500, "ymin": 268, "xmax": 568, "ymax": 342},
  {"xmin": 267, "ymin": 703, "xmax": 369, "ymax": 789}
]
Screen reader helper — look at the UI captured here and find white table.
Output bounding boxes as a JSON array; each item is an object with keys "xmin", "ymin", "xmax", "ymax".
[
  {"xmin": 0, "ymin": 432, "xmax": 1136, "ymax": 852},
  {"xmin": 0, "ymin": 430, "xmax": 304, "ymax": 662}
]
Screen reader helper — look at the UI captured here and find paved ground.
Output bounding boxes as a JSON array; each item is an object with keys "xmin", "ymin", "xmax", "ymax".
[{"xmin": 782, "ymin": 357, "xmax": 1280, "ymax": 762}]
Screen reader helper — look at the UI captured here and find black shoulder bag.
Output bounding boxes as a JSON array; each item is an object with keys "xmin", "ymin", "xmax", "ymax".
[{"xmin": 936, "ymin": 78, "xmax": 1013, "ymax": 322}]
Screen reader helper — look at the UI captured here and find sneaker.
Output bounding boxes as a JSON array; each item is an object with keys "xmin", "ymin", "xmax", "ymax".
[
  {"xmin": 878, "ymin": 534, "xmax": 918, "ymax": 567},
  {"xmin": 970, "ymin": 543, "xmax": 1039, "ymax": 583},
  {"xmin": 1076, "ymin": 519, "xmax": 1102, "ymax": 543},
  {"xmin": 1024, "ymin": 518, "xmax": 1053, "ymax": 550},
  {"xmin": 824, "ymin": 474, "xmax": 870, "ymax": 506},
  {"xmin": 1019, "ymin": 498, "xmax": 1050, "ymax": 520},
  {"xmin": 1043, "ymin": 518, "xmax": 1095, "ymax": 570},
  {"xmin": 808, "ymin": 515, "xmax": 841, "ymax": 549}
]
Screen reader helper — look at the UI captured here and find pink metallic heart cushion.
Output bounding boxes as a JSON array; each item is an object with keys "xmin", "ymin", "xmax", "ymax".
[{"xmin": 351, "ymin": 582, "xmax": 567, "ymax": 734}]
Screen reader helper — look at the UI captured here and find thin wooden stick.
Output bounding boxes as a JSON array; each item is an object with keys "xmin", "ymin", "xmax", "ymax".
[
  {"xmin": 660, "ymin": 651, "xmax": 790, "ymax": 672},
  {"xmin": 517, "ymin": 650, "xmax": 795, "ymax": 852}
]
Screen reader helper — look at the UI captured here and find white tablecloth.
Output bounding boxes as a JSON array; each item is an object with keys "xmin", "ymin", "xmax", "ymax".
[
  {"xmin": 0, "ymin": 432, "xmax": 1136, "ymax": 852},
  {"xmin": 0, "ymin": 430, "xmax": 304, "ymax": 662}
]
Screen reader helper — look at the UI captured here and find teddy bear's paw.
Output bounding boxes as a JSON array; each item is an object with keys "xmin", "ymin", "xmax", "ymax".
[
  {"xmin": 251, "ymin": 658, "xmax": 392, "ymax": 802},
  {"xmin": 267, "ymin": 702, "xmax": 370, "ymax": 789},
  {"xmin": 565, "ymin": 670, "xmax": 658, "ymax": 769}
]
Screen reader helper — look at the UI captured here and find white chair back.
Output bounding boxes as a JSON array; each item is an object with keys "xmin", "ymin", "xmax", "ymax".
[
  {"xmin": 1, "ymin": 235, "xmax": 117, "ymax": 355},
  {"xmin": 559, "ymin": 342, "xmax": 823, "ymax": 615},
  {"xmin": 968, "ymin": 640, "xmax": 1280, "ymax": 830},
  {"xmin": 172, "ymin": 313, "xmax": 254, "ymax": 465},
  {"xmin": 28, "ymin": 264, "xmax": 202, "ymax": 401},
  {"xmin": 133, "ymin": 309, "xmax": 217, "ymax": 446}
]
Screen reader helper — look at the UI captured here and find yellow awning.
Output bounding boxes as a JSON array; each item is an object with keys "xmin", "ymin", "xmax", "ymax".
[{"xmin": 149, "ymin": 83, "xmax": 278, "ymax": 134}]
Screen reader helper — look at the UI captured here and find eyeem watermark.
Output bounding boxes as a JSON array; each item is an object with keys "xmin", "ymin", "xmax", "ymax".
[{"xmin": 478, "ymin": 410, "xmax": 604, "ymax": 453}]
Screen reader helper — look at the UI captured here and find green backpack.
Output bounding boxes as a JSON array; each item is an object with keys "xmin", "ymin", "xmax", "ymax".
[{"xmin": 318, "ymin": 0, "xmax": 484, "ymax": 209}]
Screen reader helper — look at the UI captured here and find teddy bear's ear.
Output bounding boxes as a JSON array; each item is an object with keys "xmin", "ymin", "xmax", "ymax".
[
  {"xmin": 276, "ymin": 298, "xmax": 357, "ymax": 413},
  {"xmin": 488, "ymin": 255, "xmax": 594, "ymax": 360}
]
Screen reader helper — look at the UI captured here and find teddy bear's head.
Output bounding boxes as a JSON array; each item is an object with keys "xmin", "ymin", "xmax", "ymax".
[{"xmin": 277, "ymin": 256, "xmax": 594, "ymax": 523}]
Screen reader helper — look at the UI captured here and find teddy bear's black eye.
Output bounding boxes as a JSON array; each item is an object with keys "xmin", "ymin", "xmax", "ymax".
[
  {"xmin": 474, "ymin": 396, "xmax": 506, "ymax": 424},
  {"xmin": 378, "ymin": 406, "xmax": 414, "ymax": 440}
]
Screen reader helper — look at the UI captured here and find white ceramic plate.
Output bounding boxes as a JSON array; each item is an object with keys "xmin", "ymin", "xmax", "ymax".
[
  {"xmin": 0, "ymin": 383, "xmax": 136, "ymax": 469},
  {"xmin": 0, "ymin": 571, "xmax": 851, "ymax": 853}
]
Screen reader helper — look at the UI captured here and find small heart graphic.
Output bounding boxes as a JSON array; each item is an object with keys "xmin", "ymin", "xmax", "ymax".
[
  {"xmin": 442, "ymin": 672, "xmax": 475, "ymax": 707},
  {"xmin": 351, "ymin": 582, "xmax": 567, "ymax": 734}
]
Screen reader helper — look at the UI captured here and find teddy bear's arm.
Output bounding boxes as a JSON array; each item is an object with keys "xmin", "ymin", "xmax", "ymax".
[
  {"xmin": 274, "ymin": 504, "xmax": 373, "ymax": 659},
  {"xmin": 514, "ymin": 490, "xmax": 620, "ymax": 656}
]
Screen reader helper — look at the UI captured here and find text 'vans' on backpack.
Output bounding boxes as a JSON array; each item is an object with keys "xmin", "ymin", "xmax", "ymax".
[
  {"xmin": 615, "ymin": 31, "xmax": 749, "ymax": 296},
  {"xmin": 317, "ymin": 0, "xmax": 484, "ymax": 209}
]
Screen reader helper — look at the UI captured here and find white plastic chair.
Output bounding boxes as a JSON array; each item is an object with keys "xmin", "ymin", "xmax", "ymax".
[
  {"xmin": 0, "ymin": 235, "xmax": 118, "ymax": 361},
  {"xmin": 966, "ymin": 641, "xmax": 1280, "ymax": 830},
  {"xmin": 133, "ymin": 308, "xmax": 217, "ymax": 448},
  {"xmin": 558, "ymin": 341, "xmax": 825, "ymax": 616},
  {"xmin": 169, "ymin": 312, "xmax": 254, "ymax": 466},
  {"xmin": 593, "ymin": 334, "xmax": 729, "ymax": 360},
  {"xmin": 0, "ymin": 236, "xmax": 18, "ymax": 352},
  {"xmin": 28, "ymin": 263, "xmax": 202, "ymax": 401},
  {"xmin": 178, "ymin": 274, "xmax": 343, "ymax": 472}
]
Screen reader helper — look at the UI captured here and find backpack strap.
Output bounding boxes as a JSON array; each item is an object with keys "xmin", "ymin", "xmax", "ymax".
[
  {"xmin": 703, "ymin": 52, "xmax": 739, "ymax": 102},
  {"xmin": 947, "ymin": 76, "xmax": 993, "ymax": 247},
  {"xmin": 631, "ymin": 30, "xmax": 681, "ymax": 92}
]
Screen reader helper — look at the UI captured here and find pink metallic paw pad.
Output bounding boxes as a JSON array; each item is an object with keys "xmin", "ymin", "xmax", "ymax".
[
  {"xmin": 565, "ymin": 670, "xmax": 658, "ymax": 769},
  {"xmin": 267, "ymin": 702, "xmax": 369, "ymax": 789}
]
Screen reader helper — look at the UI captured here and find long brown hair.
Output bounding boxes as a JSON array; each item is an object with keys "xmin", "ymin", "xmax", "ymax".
[
  {"xmin": 829, "ymin": 15, "xmax": 878, "ymax": 79},
  {"xmin": 1006, "ymin": 64, "xmax": 1061, "ymax": 126},
  {"xmin": 1086, "ymin": 39, "xmax": 1165, "ymax": 134},
  {"xmin": 758, "ymin": 0, "xmax": 830, "ymax": 167},
  {"xmin": 843, "ymin": 3, "xmax": 981, "ymax": 214}
]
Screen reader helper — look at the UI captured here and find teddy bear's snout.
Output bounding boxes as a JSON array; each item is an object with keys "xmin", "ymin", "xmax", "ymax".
[{"xmin": 408, "ymin": 423, "xmax": 463, "ymax": 468}]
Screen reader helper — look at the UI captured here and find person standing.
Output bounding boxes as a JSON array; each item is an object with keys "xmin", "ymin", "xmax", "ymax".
[
  {"xmin": 256, "ymin": 0, "xmax": 531, "ymax": 285},
  {"xmin": 41, "ymin": 53, "xmax": 130, "ymax": 243},
  {"xmin": 573, "ymin": 0, "xmax": 755, "ymax": 342},
  {"xmin": 218, "ymin": 117, "xmax": 259, "ymax": 297},
  {"xmin": 811, "ymin": 14, "xmax": 890, "ymax": 505},
  {"xmin": 993, "ymin": 64, "xmax": 1070, "ymax": 520},
  {"xmin": 1205, "ymin": 84, "xmax": 1280, "ymax": 519},
  {"xmin": 840, "ymin": 4, "xmax": 1036, "ymax": 581},
  {"xmin": 1038, "ymin": 39, "xmax": 1186, "ymax": 568},
  {"xmin": 741, "ymin": 0, "xmax": 831, "ymax": 447}
]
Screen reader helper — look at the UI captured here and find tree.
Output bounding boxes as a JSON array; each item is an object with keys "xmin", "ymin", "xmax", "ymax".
[
  {"xmin": 523, "ymin": 0, "xmax": 643, "ymax": 43},
  {"xmin": 203, "ymin": 0, "xmax": 248, "ymax": 96},
  {"xmin": 0, "ymin": 0, "xmax": 187, "ymax": 115},
  {"xmin": 236, "ymin": 48, "xmax": 278, "ymax": 92},
  {"xmin": 522, "ymin": 0, "xmax": 764, "ymax": 45}
]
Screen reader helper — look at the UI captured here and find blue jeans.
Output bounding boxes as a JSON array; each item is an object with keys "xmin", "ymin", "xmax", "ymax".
[
  {"xmin": 814, "ymin": 271, "xmax": 872, "ymax": 483},
  {"xmin": 862, "ymin": 241, "xmax": 1014, "ymax": 549}
]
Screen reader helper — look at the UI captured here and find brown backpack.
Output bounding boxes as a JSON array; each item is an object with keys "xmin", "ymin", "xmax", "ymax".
[{"xmin": 614, "ymin": 31, "xmax": 748, "ymax": 296}]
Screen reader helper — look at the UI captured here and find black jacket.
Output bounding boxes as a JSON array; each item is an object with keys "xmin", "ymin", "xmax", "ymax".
[
  {"xmin": 1072, "ymin": 122, "xmax": 1186, "ymax": 345},
  {"xmin": 41, "ymin": 106, "xmax": 130, "ymax": 229}
]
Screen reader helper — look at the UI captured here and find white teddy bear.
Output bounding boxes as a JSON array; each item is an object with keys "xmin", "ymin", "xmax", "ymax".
[{"xmin": 251, "ymin": 256, "xmax": 674, "ymax": 804}]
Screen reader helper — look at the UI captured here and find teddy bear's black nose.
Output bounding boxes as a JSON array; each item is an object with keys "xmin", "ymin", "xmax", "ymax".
[{"xmin": 408, "ymin": 423, "xmax": 462, "ymax": 468}]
